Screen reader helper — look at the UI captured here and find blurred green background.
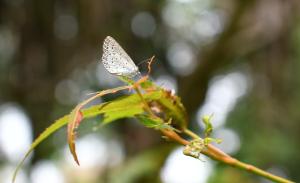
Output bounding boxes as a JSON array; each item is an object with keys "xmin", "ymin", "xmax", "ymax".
[{"xmin": 0, "ymin": 0, "xmax": 299, "ymax": 183}]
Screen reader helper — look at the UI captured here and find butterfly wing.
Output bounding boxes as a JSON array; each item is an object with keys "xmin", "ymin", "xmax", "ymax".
[{"xmin": 102, "ymin": 36, "xmax": 139, "ymax": 77}]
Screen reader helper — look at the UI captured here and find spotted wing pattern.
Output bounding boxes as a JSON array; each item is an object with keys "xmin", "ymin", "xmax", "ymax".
[{"xmin": 102, "ymin": 36, "xmax": 139, "ymax": 77}]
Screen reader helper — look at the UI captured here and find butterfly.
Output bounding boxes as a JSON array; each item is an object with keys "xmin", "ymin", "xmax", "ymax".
[{"xmin": 102, "ymin": 36, "xmax": 140, "ymax": 78}]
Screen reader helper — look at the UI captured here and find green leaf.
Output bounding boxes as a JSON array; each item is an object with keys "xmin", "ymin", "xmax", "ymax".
[
  {"xmin": 13, "ymin": 89, "xmax": 163, "ymax": 182},
  {"xmin": 204, "ymin": 137, "xmax": 222, "ymax": 145},
  {"xmin": 156, "ymin": 91, "xmax": 188, "ymax": 130},
  {"xmin": 140, "ymin": 79, "xmax": 155, "ymax": 89},
  {"xmin": 137, "ymin": 115, "xmax": 163, "ymax": 128},
  {"xmin": 103, "ymin": 106, "xmax": 143, "ymax": 124},
  {"xmin": 118, "ymin": 75, "xmax": 156, "ymax": 91},
  {"xmin": 137, "ymin": 115, "xmax": 176, "ymax": 131},
  {"xmin": 67, "ymin": 85, "xmax": 132, "ymax": 165},
  {"xmin": 67, "ymin": 87, "xmax": 162, "ymax": 165},
  {"xmin": 202, "ymin": 114, "xmax": 214, "ymax": 137}
]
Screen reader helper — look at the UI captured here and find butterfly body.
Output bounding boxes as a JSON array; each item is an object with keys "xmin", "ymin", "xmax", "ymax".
[{"xmin": 102, "ymin": 36, "xmax": 140, "ymax": 78}]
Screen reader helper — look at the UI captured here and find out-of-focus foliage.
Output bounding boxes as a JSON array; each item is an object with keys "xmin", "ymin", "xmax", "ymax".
[{"xmin": 0, "ymin": 0, "xmax": 300, "ymax": 182}]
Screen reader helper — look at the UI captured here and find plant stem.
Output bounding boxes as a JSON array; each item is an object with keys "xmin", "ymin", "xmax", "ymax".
[
  {"xmin": 130, "ymin": 79, "xmax": 294, "ymax": 183},
  {"xmin": 161, "ymin": 129, "xmax": 189, "ymax": 146},
  {"xmin": 231, "ymin": 158, "xmax": 294, "ymax": 183},
  {"xmin": 166, "ymin": 129, "xmax": 294, "ymax": 183},
  {"xmin": 134, "ymin": 85, "xmax": 156, "ymax": 117},
  {"xmin": 184, "ymin": 128, "xmax": 200, "ymax": 139}
]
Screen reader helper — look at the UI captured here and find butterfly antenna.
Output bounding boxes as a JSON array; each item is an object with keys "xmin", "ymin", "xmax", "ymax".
[
  {"xmin": 137, "ymin": 59, "xmax": 149, "ymax": 66},
  {"xmin": 137, "ymin": 55, "xmax": 156, "ymax": 66}
]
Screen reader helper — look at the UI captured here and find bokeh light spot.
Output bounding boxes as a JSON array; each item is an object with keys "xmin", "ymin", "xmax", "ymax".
[
  {"xmin": 167, "ymin": 42, "xmax": 196, "ymax": 76},
  {"xmin": 161, "ymin": 147, "xmax": 213, "ymax": 183},
  {"xmin": 155, "ymin": 75, "xmax": 178, "ymax": 92},
  {"xmin": 197, "ymin": 72, "xmax": 249, "ymax": 128},
  {"xmin": 212, "ymin": 128, "xmax": 241, "ymax": 155},
  {"xmin": 0, "ymin": 103, "xmax": 32, "ymax": 163},
  {"xmin": 1, "ymin": 165, "xmax": 29, "ymax": 183},
  {"xmin": 30, "ymin": 161, "xmax": 64, "ymax": 183},
  {"xmin": 131, "ymin": 12, "xmax": 156, "ymax": 38}
]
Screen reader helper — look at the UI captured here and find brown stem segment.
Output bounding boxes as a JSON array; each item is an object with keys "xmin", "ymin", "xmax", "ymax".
[
  {"xmin": 229, "ymin": 158, "xmax": 294, "ymax": 183},
  {"xmin": 131, "ymin": 79, "xmax": 293, "ymax": 183},
  {"xmin": 161, "ymin": 129, "xmax": 189, "ymax": 145},
  {"xmin": 162, "ymin": 129, "xmax": 294, "ymax": 183}
]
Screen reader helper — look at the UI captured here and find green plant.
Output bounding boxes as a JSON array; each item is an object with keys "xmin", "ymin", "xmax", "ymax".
[{"xmin": 12, "ymin": 61, "xmax": 294, "ymax": 183}]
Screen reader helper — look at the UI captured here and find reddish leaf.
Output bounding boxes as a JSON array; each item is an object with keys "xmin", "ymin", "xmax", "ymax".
[
  {"xmin": 67, "ymin": 108, "xmax": 83, "ymax": 165},
  {"xmin": 66, "ymin": 85, "xmax": 132, "ymax": 165}
]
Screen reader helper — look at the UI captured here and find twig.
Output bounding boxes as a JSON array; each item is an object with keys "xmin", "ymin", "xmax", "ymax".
[{"xmin": 161, "ymin": 129, "xmax": 294, "ymax": 183}]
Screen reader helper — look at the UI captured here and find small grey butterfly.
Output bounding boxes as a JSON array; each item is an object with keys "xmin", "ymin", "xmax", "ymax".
[{"xmin": 102, "ymin": 36, "xmax": 140, "ymax": 78}]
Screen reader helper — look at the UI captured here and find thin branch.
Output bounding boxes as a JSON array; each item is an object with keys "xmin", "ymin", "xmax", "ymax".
[{"xmin": 162, "ymin": 129, "xmax": 295, "ymax": 183}]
